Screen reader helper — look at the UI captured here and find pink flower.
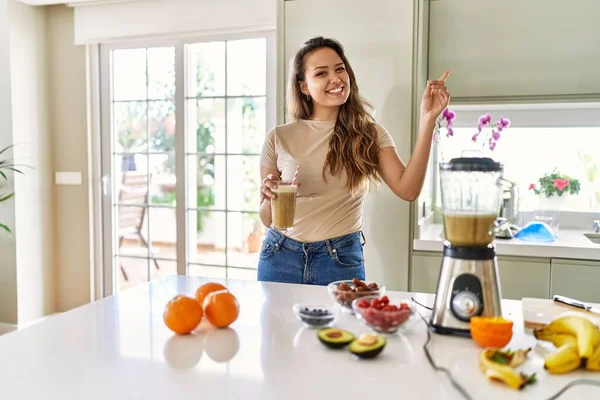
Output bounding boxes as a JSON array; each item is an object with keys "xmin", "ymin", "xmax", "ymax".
[
  {"xmin": 529, "ymin": 183, "xmax": 536, "ymax": 190},
  {"xmin": 443, "ymin": 109, "xmax": 456, "ymax": 124},
  {"xmin": 446, "ymin": 126, "xmax": 454, "ymax": 137},
  {"xmin": 491, "ymin": 130, "xmax": 501, "ymax": 141},
  {"xmin": 553, "ymin": 178, "xmax": 569, "ymax": 191},
  {"xmin": 489, "ymin": 140, "xmax": 497, "ymax": 151},
  {"xmin": 497, "ymin": 117, "xmax": 510, "ymax": 128},
  {"xmin": 472, "ymin": 133, "xmax": 479, "ymax": 142},
  {"xmin": 478, "ymin": 113, "xmax": 492, "ymax": 126}
]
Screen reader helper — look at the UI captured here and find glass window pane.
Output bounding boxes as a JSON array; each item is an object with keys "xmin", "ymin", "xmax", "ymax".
[
  {"xmin": 115, "ymin": 205, "xmax": 149, "ymax": 257},
  {"xmin": 114, "ymin": 101, "xmax": 148, "ymax": 154},
  {"xmin": 227, "ymin": 38, "xmax": 266, "ymax": 96},
  {"xmin": 188, "ymin": 41, "xmax": 226, "ymax": 97},
  {"xmin": 227, "ymin": 155, "xmax": 260, "ymax": 212},
  {"xmin": 227, "ymin": 212, "xmax": 263, "ymax": 269},
  {"xmin": 438, "ymin": 127, "xmax": 600, "ymax": 212},
  {"xmin": 148, "ymin": 100, "xmax": 176, "ymax": 152},
  {"xmin": 190, "ymin": 211, "xmax": 226, "ymax": 265},
  {"xmin": 112, "ymin": 48, "xmax": 147, "ymax": 101},
  {"xmin": 117, "ymin": 256, "xmax": 149, "ymax": 291},
  {"xmin": 147, "ymin": 47, "xmax": 175, "ymax": 100},
  {"xmin": 188, "ymin": 154, "xmax": 221, "ymax": 210},
  {"xmin": 115, "ymin": 167, "xmax": 149, "ymax": 206},
  {"xmin": 150, "ymin": 151, "xmax": 176, "ymax": 205},
  {"xmin": 148, "ymin": 207, "xmax": 176, "ymax": 260},
  {"xmin": 194, "ymin": 98, "xmax": 225, "ymax": 153},
  {"xmin": 227, "ymin": 97, "xmax": 266, "ymax": 154},
  {"xmin": 188, "ymin": 264, "xmax": 227, "ymax": 279}
]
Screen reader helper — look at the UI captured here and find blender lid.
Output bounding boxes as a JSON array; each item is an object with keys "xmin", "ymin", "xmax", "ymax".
[{"xmin": 440, "ymin": 157, "xmax": 503, "ymax": 172}]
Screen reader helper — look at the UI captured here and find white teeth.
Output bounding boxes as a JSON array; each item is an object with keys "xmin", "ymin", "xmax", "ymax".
[{"xmin": 327, "ymin": 87, "xmax": 343, "ymax": 94}]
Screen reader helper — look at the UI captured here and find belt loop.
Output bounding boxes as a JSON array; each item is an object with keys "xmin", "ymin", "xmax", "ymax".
[
  {"xmin": 325, "ymin": 239, "xmax": 334, "ymax": 256},
  {"xmin": 360, "ymin": 231, "xmax": 366, "ymax": 246},
  {"xmin": 275, "ymin": 232, "xmax": 286, "ymax": 250}
]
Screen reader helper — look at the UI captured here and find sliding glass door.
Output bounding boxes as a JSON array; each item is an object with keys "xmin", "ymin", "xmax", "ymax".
[{"xmin": 100, "ymin": 33, "xmax": 275, "ymax": 294}]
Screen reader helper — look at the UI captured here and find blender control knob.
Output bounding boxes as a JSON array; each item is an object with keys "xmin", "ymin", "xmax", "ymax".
[{"xmin": 451, "ymin": 291, "xmax": 482, "ymax": 322}]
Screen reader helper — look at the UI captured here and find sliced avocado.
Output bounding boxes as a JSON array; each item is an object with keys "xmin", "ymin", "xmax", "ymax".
[
  {"xmin": 317, "ymin": 328, "xmax": 355, "ymax": 349},
  {"xmin": 349, "ymin": 333, "xmax": 386, "ymax": 359}
]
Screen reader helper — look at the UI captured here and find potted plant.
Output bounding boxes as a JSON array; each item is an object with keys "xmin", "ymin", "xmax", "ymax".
[
  {"xmin": 0, "ymin": 145, "xmax": 25, "ymax": 233},
  {"xmin": 528, "ymin": 169, "xmax": 581, "ymax": 211}
]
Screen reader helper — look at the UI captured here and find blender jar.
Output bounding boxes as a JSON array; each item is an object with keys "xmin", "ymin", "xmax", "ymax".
[{"xmin": 439, "ymin": 157, "xmax": 505, "ymax": 247}]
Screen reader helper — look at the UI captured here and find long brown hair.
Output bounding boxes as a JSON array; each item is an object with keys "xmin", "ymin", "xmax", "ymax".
[{"xmin": 287, "ymin": 36, "xmax": 381, "ymax": 195}]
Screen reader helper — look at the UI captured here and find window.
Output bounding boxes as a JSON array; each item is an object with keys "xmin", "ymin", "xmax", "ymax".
[
  {"xmin": 417, "ymin": 103, "xmax": 600, "ymax": 223},
  {"xmin": 101, "ymin": 33, "xmax": 275, "ymax": 292}
]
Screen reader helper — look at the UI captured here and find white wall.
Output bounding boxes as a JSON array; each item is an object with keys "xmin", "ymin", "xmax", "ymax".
[
  {"xmin": 0, "ymin": 0, "xmax": 19, "ymax": 326},
  {"xmin": 73, "ymin": 0, "xmax": 276, "ymax": 44},
  {"xmin": 47, "ymin": 4, "xmax": 91, "ymax": 312},
  {"xmin": 9, "ymin": 0, "xmax": 56, "ymax": 325},
  {"xmin": 283, "ymin": 0, "xmax": 416, "ymax": 291},
  {"xmin": 0, "ymin": 3, "xmax": 89, "ymax": 328}
]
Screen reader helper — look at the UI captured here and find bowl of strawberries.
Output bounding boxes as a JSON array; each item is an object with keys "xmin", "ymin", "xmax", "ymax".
[{"xmin": 352, "ymin": 295, "xmax": 417, "ymax": 334}]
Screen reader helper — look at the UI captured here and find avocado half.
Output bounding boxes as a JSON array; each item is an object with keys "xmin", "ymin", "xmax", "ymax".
[
  {"xmin": 348, "ymin": 333, "xmax": 386, "ymax": 359},
  {"xmin": 317, "ymin": 328, "xmax": 355, "ymax": 349}
]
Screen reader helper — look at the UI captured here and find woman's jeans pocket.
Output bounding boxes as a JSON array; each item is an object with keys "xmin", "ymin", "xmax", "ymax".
[{"xmin": 331, "ymin": 240, "xmax": 364, "ymax": 268}]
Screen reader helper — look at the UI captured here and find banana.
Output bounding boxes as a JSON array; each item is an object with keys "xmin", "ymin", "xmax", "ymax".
[
  {"xmin": 479, "ymin": 348, "xmax": 536, "ymax": 390},
  {"xmin": 533, "ymin": 315, "xmax": 600, "ymax": 365},
  {"xmin": 534, "ymin": 331, "xmax": 578, "ymax": 348},
  {"xmin": 544, "ymin": 343, "xmax": 581, "ymax": 374},
  {"xmin": 586, "ymin": 345, "xmax": 600, "ymax": 371}
]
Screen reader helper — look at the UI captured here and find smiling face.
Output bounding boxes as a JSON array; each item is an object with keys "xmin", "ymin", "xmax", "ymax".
[{"xmin": 299, "ymin": 47, "xmax": 351, "ymax": 118}]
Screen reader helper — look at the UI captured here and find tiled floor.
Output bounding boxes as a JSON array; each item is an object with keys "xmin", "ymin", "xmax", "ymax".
[{"xmin": 117, "ymin": 242, "xmax": 260, "ymax": 292}]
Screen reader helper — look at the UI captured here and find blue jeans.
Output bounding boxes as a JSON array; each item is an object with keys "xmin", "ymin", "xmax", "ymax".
[{"xmin": 257, "ymin": 228, "xmax": 366, "ymax": 286}]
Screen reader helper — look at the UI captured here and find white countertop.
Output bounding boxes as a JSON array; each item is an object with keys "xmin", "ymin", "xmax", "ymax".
[
  {"xmin": 414, "ymin": 223, "xmax": 600, "ymax": 260},
  {"xmin": 1, "ymin": 275, "xmax": 600, "ymax": 399}
]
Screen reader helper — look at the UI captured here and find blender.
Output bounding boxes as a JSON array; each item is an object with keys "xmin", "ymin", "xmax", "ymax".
[{"xmin": 429, "ymin": 157, "xmax": 506, "ymax": 336}]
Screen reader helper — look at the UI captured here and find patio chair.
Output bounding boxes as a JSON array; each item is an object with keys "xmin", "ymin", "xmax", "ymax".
[{"xmin": 117, "ymin": 171, "xmax": 160, "ymax": 281}]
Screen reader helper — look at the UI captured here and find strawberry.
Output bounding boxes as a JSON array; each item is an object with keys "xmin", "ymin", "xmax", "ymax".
[{"xmin": 357, "ymin": 299, "xmax": 370, "ymax": 308}]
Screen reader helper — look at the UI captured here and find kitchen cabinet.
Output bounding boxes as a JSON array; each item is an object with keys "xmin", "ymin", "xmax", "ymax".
[
  {"xmin": 429, "ymin": 0, "xmax": 600, "ymax": 100},
  {"xmin": 410, "ymin": 252, "xmax": 551, "ymax": 300},
  {"xmin": 281, "ymin": 0, "xmax": 416, "ymax": 290},
  {"xmin": 410, "ymin": 251, "xmax": 443, "ymax": 294},
  {"xmin": 497, "ymin": 256, "xmax": 550, "ymax": 301},
  {"xmin": 550, "ymin": 259, "xmax": 600, "ymax": 303}
]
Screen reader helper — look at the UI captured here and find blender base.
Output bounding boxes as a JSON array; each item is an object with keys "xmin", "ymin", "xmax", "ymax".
[{"xmin": 429, "ymin": 323, "xmax": 472, "ymax": 337}]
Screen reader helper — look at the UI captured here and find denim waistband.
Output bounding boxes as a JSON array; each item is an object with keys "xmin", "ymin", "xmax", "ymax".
[{"xmin": 264, "ymin": 228, "xmax": 365, "ymax": 254}]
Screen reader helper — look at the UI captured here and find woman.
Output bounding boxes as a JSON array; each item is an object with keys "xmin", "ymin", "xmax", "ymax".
[{"xmin": 257, "ymin": 36, "xmax": 450, "ymax": 285}]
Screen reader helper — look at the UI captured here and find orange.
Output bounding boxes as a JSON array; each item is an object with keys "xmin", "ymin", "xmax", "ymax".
[
  {"xmin": 195, "ymin": 282, "xmax": 228, "ymax": 308},
  {"xmin": 163, "ymin": 295, "xmax": 203, "ymax": 335},
  {"xmin": 470, "ymin": 316, "xmax": 513, "ymax": 334},
  {"xmin": 470, "ymin": 316, "xmax": 513, "ymax": 348},
  {"xmin": 470, "ymin": 327, "xmax": 513, "ymax": 348},
  {"xmin": 203, "ymin": 290, "xmax": 240, "ymax": 329}
]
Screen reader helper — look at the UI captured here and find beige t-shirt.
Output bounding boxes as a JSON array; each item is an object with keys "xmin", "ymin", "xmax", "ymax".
[{"xmin": 260, "ymin": 119, "xmax": 396, "ymax": 242}]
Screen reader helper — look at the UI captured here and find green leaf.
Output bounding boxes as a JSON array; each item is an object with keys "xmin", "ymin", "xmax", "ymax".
[
  {"xmin": 491, "ymin": 350, "xmax": 514, "ymax": 365},
  {"xmin": 0, "ymin": 222, "xmax": 11, "ymax": 233},
  {"xmin": 0, "ymin": 192, "xmax": 15, "ymax": 202},
  {"xmin": 521, "ymin": 372, "xmax": 537, "ymax": 386}
]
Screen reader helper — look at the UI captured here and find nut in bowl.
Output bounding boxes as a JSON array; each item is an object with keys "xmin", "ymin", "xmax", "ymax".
[
  {"xmin": 327, "ymin": 278, "xmax": 385, "ymax": 313},
  {"xmin": 352, "ymin": 295, "xmax": 417, "ymax": 334},
  {"xmin": 292, "ymin": 303, "xmax": 338, "ymax": 329}
]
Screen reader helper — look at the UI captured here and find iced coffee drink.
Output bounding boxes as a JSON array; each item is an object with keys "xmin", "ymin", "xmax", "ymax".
[{"xmin": 271, "ymin": 181, "xmax": 297, "ymax": 232}]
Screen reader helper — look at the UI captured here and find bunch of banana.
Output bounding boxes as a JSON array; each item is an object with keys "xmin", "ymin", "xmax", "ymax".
[
  {"xmin": 533, "ymin": 314, "xmax": 600, "ymax": 373},
  {"xmin": 479, "ymin": 348, "xmax": 536, "ymax": 390}
]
